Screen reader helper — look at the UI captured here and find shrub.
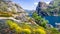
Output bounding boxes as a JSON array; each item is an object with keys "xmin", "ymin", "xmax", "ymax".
[
  {"xmin": 50, "ymin": 28, "xmax": 60, "ymax": 34},
  {"xmin": 34, "ymin": 29, "xmax": 46, "ymax": 34},
  {"xmin": 6, "ymin": 20, "xmax": 22, "ymax": 33},
  {"xmin": 32, "ymin": 12, "xmax": 48, "ymax": 28},
  {"xmin": 19, "ymin": 23, "xmax": 32, "ymax": 29},
  {"xmin": 21, "ymin": 29, "xmax": 31, "ymax": 34},
  {"xmin": 6, "ymin": 20, "xmax": 47, "ymax": 34}
]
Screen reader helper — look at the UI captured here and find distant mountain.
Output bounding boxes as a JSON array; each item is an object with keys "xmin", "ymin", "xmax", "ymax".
[
  {"xmin": 25, "ymin": 10, "xmax": 35, "ymax": 13},
  {"xmin": 25, "ymin": 10, "xmax": 35, "ymax": 17}
]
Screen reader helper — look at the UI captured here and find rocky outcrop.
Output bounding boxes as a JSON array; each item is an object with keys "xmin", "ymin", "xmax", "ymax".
[
  {"xmin": 36, "ymin": 2, "xmax": 48, "ymax": 17},
  {"xmin": 36, "ymin": 1, "xmax": 60, "ymax": 16},
  {"xmin": 1, "ymin": 1, "xmax": 24, "ymax": 13},
  {"xmin": 36, "ymin": 2, "xmax": 48, "ymax": 10},
  {"xmin": 0, "ymin": 0, "xmax": 36, "ymax": 24},
  {"xmin": 49, "ymin": 0, "xmax": 60, "ymax": 16}
]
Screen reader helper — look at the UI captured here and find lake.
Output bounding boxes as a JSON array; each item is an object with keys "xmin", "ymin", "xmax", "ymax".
[
  {"xmin": 29, "ymin": 14, "xmax": 60, "ymax": 27},
  {"xmin": 0, "ymin": 15, "xmax": 60, "ymax": 27},
  {"xmin": 44, "ymin": 16, "xmax": 60, "ymax": 27}
]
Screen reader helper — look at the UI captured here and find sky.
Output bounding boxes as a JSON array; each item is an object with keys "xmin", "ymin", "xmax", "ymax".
[{"xmin": 12, "ymin": 0, "xmax": 52, "ymax": 10}]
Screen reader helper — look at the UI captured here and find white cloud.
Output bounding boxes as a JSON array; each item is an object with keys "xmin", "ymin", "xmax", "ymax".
[
  {"xmin": 45, "ymin": 2, "xmax": 50, "ymax": 4},
  {"xmin": 34, "ymin": 2, "xmax": 38, "ymax": 6}
]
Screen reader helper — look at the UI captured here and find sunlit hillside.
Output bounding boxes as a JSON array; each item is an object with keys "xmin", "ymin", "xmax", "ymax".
[{"xmin": 0, "ymin": 0, "xmax": 60, "ymax": 34}]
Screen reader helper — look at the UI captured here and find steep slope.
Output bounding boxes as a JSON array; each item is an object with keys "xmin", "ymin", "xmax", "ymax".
[
  {"xmin": 0, "ymin": 0, "xmax": 36, "ymax": 24},
  {"xmin": 36, "ymin": 1, "xmax": 60, "ymax": 16},
  {"xmin": 0, "ymin": 0, "xmax": 24, "ymax": 13},
  {"xmin": 36, "ymin": 2, "xmax": 49, "ymax": 17}
]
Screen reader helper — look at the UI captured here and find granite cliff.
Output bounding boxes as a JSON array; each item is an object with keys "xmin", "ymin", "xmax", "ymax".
[{"xmin": 36, "ymin": 1, "xmax": 60, "ymax": 16}]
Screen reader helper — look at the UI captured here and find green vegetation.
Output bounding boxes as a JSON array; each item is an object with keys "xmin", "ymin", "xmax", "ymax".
[
  {"xmin": 0, "ymin": 11, "xmax": 13, "ymax": 17},
  {"xmin": 0, "ymin": 19, "xmax": 60, "ymax": 34},
  {"xmin": 0, "ymin": 1, "xmax": 8, "ymax": 12},
  {"xmin": 6, "ymin": 20, "xmax": 22, "ymax": 33},
  {"xmin": 45, "ymin": 0, "xmax": 60, "ymax": 16},
  {"xmin": 32, "ymin": 12, "xmax": 60, "ymax": 34},
  {"xmin": 6, "ymin": 20, "xmax": 46, "ymax": 34},
  {"xmin": 53, "ymin": 0, "xmax": 60, "ymax": 7},
  {"xmin": 34, "ymin": 29, "xmax": 46, "ymax": 34},
  {"xmin": 46, "ymin": 28, "xmax": 60, "ymax": 34},
  {"xmin": 50, "ymin": 28, "xmax": 60, "ymax": 34},
  {"xmin": 0, "ymin": 0, "xmax": 60, "ymax": 34},
  {"xmin": 21, "ymin": 29, "xmax": 31, "ymax": 34},
  {"xmin": 32, "ymin": 12, "xmax": 48, "ymax": 28}
]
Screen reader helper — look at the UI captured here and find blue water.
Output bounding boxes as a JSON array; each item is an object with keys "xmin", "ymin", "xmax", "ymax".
[
  {"xmin": 29, "ymin": 13, "xmax": 60, "ymax": 27},
  {"xmin": 29, "ymin": 14, "xmax": 60, "ymax": 27},
  {"xmin": 45, "ymin": 16, "xmax": 60, "ymax": 27}
]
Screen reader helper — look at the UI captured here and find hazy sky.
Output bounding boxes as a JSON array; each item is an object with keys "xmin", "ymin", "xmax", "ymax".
[{"xmin": 12, "ymin": 0, "xmax": 52, "ymax": 10}]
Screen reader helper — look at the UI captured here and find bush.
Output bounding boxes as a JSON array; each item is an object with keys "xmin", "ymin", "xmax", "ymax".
[
  {"xmin": 32, "ymin": 12, "xmax": 48, "ymax": 28},
  {"xmin": 34, "ymin": 29, "xmax": 46, "ymax": 34},
  {"xmin": 19, "ymin": 23, "xmax": 32, "ymax": 29},
  {"xmin": 50, "ymin": 28, "xmax": 60, "ymax": 34},
  {"xmin": 21, "ymin": 29, "xmax": 31, "ymax": 34},
  {"xmin": 6, "ymin": 20, "xmax": 22, "ymax": 33}
]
